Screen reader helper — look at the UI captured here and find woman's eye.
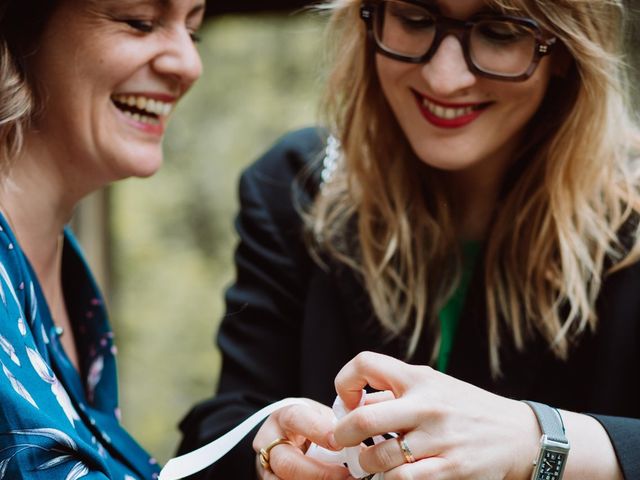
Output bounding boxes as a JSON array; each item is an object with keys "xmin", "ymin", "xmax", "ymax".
[
  {"xmin": 388, "ymin": 6, "xmax": 436, "ymax": 31},
  {"xmin": 189, "ymin": 31, "xmax": 202, "ymax": 43},
  {"xmin": 125, "ymin": 19, "xmax": 154, "ymax": 33},
  {"xmin": 399, "ymin": 15, "xmax": 434, "ymax": 29},
  {"xmin": 477, "ymin": 22, "xmax": 528, "ymax": 42}
]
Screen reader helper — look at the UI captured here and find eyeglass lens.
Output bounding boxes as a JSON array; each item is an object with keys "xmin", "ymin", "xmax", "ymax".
[{"xmin": 375, "ymin": 0, "xmax": 539, "ymax": 77}]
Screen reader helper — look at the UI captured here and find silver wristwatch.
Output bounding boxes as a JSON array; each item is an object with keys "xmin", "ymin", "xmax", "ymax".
[{"xmin": 522, "ymin": 400, "xmax": 570, "ymax": 480}]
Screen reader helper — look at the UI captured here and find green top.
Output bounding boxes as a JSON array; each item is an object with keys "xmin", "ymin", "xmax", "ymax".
[{"xmin": 437, "ymin": 242, "xmax": 482, "ymax": 373}]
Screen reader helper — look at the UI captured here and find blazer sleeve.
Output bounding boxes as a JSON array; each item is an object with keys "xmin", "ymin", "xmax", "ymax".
[
  {"xmin": 591, "ymin": 413, "xmax": 640, "ymax": 478},
  {"xmin": 177, "ymin": 128, "xmax": 325, "ymax": 479}
]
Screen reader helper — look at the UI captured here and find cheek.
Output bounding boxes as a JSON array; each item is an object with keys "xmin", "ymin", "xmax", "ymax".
[
  {"xmin": 375, "ymin": 55, "xmax": 414, "ymax": 99},
  {"xmin": 497, "ymin": 74, "xmax": 551, "ymax": 126}
]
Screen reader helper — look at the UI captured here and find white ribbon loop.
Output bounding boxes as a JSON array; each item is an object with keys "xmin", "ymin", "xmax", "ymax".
[{"xmin": 159, "ymin": 393, "xmax": 385, "ymax": 480}]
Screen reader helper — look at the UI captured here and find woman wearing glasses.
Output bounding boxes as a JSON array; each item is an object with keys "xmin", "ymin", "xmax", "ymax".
[{"xmin": 179, "ymin": 0, "xmax": 640, "ymax": 478}]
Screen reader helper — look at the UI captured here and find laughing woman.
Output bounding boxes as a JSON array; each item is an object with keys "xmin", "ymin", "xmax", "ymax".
[
  {"xmin": 179, "ymin": 0, "xmax": 640, "ymax": 479},
  {"xmin": 0, "ymin": 0, "xmax": 202, "ymax": 478}
]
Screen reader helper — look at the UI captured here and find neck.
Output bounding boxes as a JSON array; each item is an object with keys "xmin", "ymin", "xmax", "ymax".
[
  {"xmin": 444, "ymin": 159, "xmax": 509, "ymax": 242},
  {"xmin": 0, "ymin": 141, "xmax": 78, "ymax": 295}
]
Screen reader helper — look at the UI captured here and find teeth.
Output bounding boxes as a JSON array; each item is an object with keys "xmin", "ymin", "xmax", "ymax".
[
  {"xmin": 121, "ymin": 109, "xmax": 161, "ymax": 125},
  {"xmin": 422, "ymin": 98, "xmax": 474, "ymax": 119},
  {"xmin": 112, "ymin": 94, "xmax": 174, "ymax": 117}
]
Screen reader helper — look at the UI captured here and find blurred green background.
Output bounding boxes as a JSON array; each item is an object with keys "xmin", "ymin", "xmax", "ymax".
[{"xmin": 110, "ymin": 11, "xmax": 324, "ymax": 463}]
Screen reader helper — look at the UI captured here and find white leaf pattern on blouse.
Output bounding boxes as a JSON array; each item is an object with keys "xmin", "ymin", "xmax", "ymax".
[
  {"xmin": 12, "ymin": 427, "xmax": 78, "ymax": 450},
  {"xmin": 0, "ymin": 458, "xmax": 9, "ymax": 479},
  {"xmin": 41, "ymin": 323, "xmax": 50, "ymax": 344},
  {"xmin": 17, "ymin": 317, "xmax": 26, "ymax": 336},
  {"xmin": 0, "ymin": 262, "xmax": 25, "ymax": 318},
  {"xmin": 26, "ymin": 346, "xmax": 55, "ymax": 382},
  {"xmin": 87, "ymin": 355, "xmax": 104, "ymax": 402},
  {"xmin": 37, "ymin": 454, "xmax": 73, "ymax": 470},
  {"xmin": 0, "ymin": 430, "xmax": 88, "ymax": 479},
  {"xmin": 0, "ymin": 276, "xmax": 5, "ymax": 306},
  {"xmin": 29, "ymin": 282, "xmax": 38, "ymax": 325},
  {"xmin": 64, "ymin": 461, "xmax": 89, "ymax": 480},
  {"xmin": 0, "ymin": 334, "xmax": 19, "ymax": 366},
  {"xmin": 26, "ymin": 347, "xmax": 80, "ymax": 426},
  {"xmin": 1, "ymin": 361, "xmax": 38, "ymax": 408},
  {"xmin": 124, "ymin": 475, "xmax": 138, "ymax": 480}
]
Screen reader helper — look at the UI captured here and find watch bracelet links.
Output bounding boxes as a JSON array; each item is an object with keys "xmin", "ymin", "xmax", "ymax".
[{"xmin": 522, "ymin": 400, "xmax": 568, "ymax": 443}]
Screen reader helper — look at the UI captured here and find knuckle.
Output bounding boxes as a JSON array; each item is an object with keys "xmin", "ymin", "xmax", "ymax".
[
  {"xmin": 389, "ymin": 468, "xmax": 415, "ymax": 480},
  {"xmin": 449, "ymin": 455, "xmax": 470, "ymax": 477},
  {"xmin": 412, "ymin": 364, "xmax": 434, "ymax": 380},
  {"xmin": 307, "ymin": 414, "xmax": 329, "ymax": 440},
  {"xmin": 277, "ymin": 405, "xmax": 303, "ymax": 431},
  {"xmin": 270, "ymin": 450, "xmax": 297, "ymax": 478},
  {"xmin": 352, "ymin": 408, "xmax": 378, "ymax": 434},
  {"xmin": 319, "ymin": 467, "xmax": 347, "ymax": 480},
  {"xmin": 277, "ymin": 406, "xmax": 295, "ymax": 429},
  {"xmin": 353, "ymin": 351, "xmax": 376, "ymax": 370},
  {"xmin": 365, "ymin": 444, "xmax": 396, "ymax": 471}
]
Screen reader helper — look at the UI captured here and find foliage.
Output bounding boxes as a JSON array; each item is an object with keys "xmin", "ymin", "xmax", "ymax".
[{"xmin": 110, "ymin": 12, "xmax": 324, "ymax": 463}]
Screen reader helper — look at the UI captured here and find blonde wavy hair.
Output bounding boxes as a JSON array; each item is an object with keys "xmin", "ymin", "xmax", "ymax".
[
  {"xmin": 307, "ymin": 0, "xmax": 640, "ymax": 375},
  {"xmin": 0, "ymin": 0, "xmax": 57, "ymax": 170},
  {"xmin": 0, "ymin": 42, "xmax": 30, "ymax": 168}
]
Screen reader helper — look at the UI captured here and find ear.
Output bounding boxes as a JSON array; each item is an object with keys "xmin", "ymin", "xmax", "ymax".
[{"xmin": 550, "ymin": 42, "xmax": 573, "ymax": 78}]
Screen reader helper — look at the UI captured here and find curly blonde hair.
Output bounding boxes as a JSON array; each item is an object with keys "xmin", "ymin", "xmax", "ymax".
[
  {"xmin": 307, "ymin": 0, "xmax": 640, "ymax": 375},
  {"xmin": 0, "ymin": 0, "xmax": 58, "ymax": 169}
]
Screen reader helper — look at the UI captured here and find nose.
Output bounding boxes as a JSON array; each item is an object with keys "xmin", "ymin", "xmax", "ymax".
[
  {"xmin": 421, "ymin": 35, "xmax": 476, "ymax": 95},
  {"xmin": 152, "ymin": 28, "xmax": 203, "ymax": 90}
]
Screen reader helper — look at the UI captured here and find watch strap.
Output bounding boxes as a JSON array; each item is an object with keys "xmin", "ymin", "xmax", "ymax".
[{"xmin": 522, "ymin": 400, "xmax": 568, "ymax": 444}]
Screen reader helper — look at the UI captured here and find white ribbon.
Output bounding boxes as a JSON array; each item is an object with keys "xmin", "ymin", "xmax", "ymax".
[{"xmin": 158, "ymin": 394, "xmax": 384, "ymax": 480}]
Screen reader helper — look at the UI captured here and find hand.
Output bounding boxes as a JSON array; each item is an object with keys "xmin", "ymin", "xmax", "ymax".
[
  {"xmin": 253, "ymin": 398, "xmax": 353, "ymax": 480},
  {"xmin": 333, "ymin": 352, "xmax": 540, "ymax": 480}
]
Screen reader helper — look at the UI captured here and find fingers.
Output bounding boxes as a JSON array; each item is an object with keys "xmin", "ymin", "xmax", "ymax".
[
  {"xmin": 357, "ymin": 431, "xmax": 433, "ymax": 473},
  {"xmin": 334, "ymin": 398, "xmax": 421, "ymax": 446},
  {"xmin": 363, "ymin": 390, "xmax": 396, "ymax": 405},
  {"xmin": 335, "ymin": 352, "xmax": 425, "ymax": 410},
  {"xmin": 253, "ymin": 402, "xmax": 338, "ymax": 453},
  {"xmin": 254, "ymin": 402, "xmax": 352, "ymax": 480},
  {"xmin": 277, "ymin": 403, "xmax": 339, "ymax": 450},
  {"xmin": 266, "ymin": 443, "xmax": 353, "ymax": 480},
  {"xmin": 384, "ymin": 456, "xmax": 453, "ymax": 480}
]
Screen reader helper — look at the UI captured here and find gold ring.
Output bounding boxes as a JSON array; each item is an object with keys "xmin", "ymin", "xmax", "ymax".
[
  {"xmin": 397, "ymin": 435, "xmax": 416, "ymax": 463},
  {"xmin": 259, "ymin": 437, "xmax": 295, "ymax": 473}
]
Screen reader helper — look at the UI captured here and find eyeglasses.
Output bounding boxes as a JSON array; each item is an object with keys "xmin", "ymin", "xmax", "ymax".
[{"xmin": 360, "ymin": 0, "xmax": 557, "ymax": 81}]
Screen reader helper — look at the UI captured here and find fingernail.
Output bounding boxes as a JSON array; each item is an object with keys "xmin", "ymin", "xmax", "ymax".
[{"xmin": 328, "ymin": 433, "xmax": 340, "ymax": 450}]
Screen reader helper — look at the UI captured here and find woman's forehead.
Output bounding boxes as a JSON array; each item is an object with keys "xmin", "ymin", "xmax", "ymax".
[{"xmin": 407, "ymin": 0, "xmax": 520, "ymax": 16}]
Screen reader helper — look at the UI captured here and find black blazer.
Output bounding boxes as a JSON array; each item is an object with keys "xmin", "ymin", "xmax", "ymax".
[{"xmin": 178, "ymin": 128, "xmax": 640, "ymax": 479}]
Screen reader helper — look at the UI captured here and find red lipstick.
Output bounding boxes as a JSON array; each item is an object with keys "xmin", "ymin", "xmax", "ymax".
[{"xmin": 412, "ymin": 90, "xmax": 490, "ymax": 129}]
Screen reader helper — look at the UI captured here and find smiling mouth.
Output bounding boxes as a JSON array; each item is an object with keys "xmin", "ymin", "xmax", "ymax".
[
  {"xmin": 411, "ymin": 90, "xmax": 492, "ymax": 128},
  {"xmin": 419, "ymin": 94, "xmax": 490, "ymax": 120},
  {"xmin": 111, "ymin": 95, "xmax": 174, "ymax": 126}
]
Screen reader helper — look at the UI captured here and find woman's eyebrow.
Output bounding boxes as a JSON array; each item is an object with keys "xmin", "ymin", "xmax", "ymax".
[
  {"xmin": 101, "ymin": 0, "xmax": 205, "ymax": 16},
  {"xmin": 415, "ymin": 0, "xmax": 438, "ymax": 7},
  {"xmin": 188, "ymin": 2, "xmax": 206, "ymax": 18}
]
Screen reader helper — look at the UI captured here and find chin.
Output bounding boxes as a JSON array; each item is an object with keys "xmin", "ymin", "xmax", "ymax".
[
  {"xmin": 131, "ymin": 160, "xmax": 163, "ymax": 179},
  {"xmin": 115, "ymin": 147, "xmax": 164, "ymax": 179}
]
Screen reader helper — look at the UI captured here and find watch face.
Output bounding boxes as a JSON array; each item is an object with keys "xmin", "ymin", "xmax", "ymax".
[{"xmin": 536, "ymin": 450, "xmax": 567, "ymax": 479}]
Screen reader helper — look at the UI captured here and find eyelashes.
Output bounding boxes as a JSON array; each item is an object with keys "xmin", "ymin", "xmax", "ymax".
[
  {"xmin": 124, "ymin": 19, "xmax": 201, "ymax": 43},
  {"xmin": 125, "ymin": 19, "xmax": 154, "ymax": 33}
]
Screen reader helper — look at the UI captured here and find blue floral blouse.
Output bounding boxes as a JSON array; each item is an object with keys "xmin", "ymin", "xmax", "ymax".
[{"xmin": 0, "ymin": 213, "xmax": 160, "ymax": 479}]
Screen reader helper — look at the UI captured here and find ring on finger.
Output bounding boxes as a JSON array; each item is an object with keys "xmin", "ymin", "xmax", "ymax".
[
  {"xmin": 259, "ymin": 437, "xmax": 295, "ymax": 473},
  {"xmin": 397, "ymin": 435, "xmax": 416, "ymax": 464}
]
